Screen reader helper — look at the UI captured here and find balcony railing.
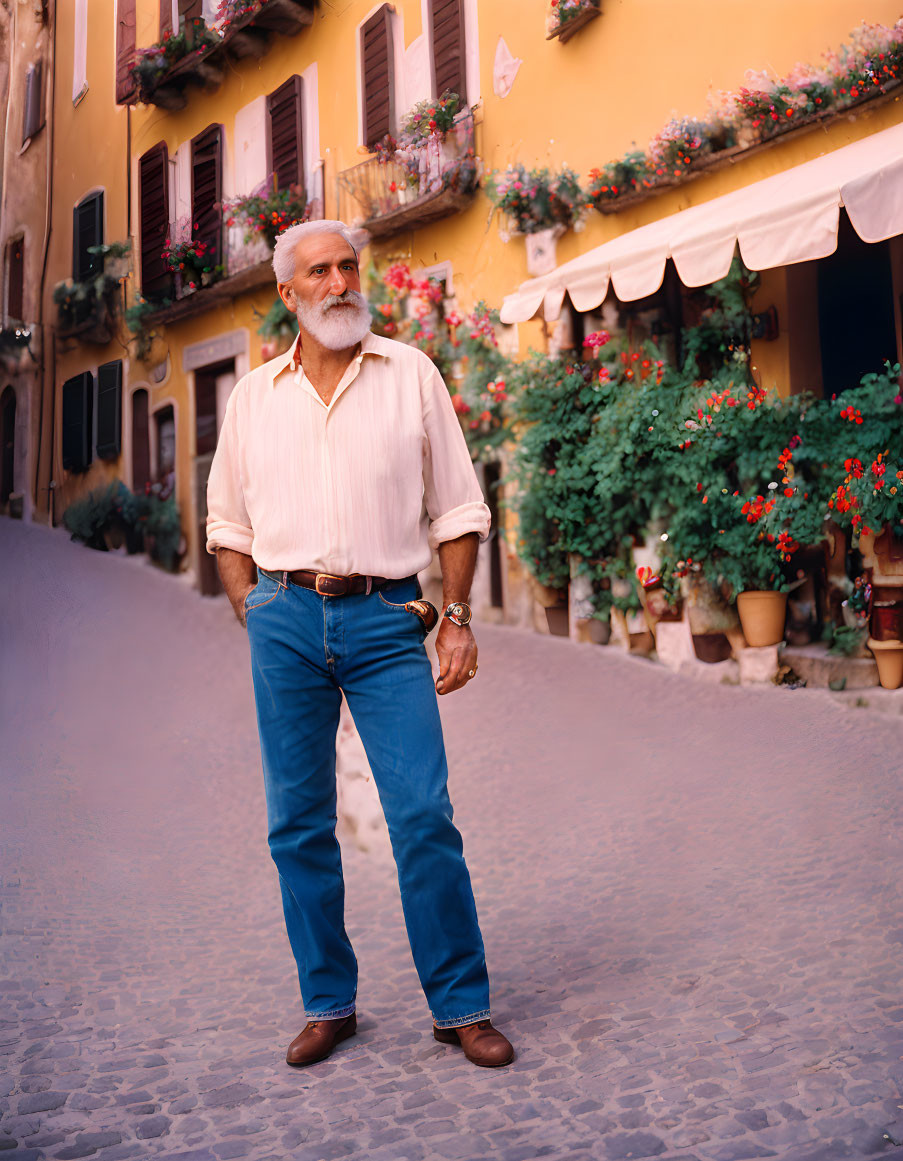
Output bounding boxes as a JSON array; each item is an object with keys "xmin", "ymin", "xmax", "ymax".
[{"xmin": 338, "ymin": 111, "xmax": 479, "ymax": 240}]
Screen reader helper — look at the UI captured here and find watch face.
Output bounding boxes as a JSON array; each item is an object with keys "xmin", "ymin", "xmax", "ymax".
[{"xmin": 446, "ymin": 602, "xmax": 472, "ymax": 625}]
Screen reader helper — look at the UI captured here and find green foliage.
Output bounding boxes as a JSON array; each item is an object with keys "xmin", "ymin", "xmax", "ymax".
[
  {"xmin": 54, "ymin": 240, "xmax": 131, "ymax": 331},
  {"xmin": 124, "ymin": 293, "xmax": 169, "ymax": 361},
  {"xmin": 399, "ymin": 91, "xmax": 463, "ymax": 143},
  {"xmin": 224, "ymin": 181, "xmax": 308, "ymax": 249},
  {"xmin": 256, "ymin": 295, "xmax": 296, "ymax": 340},
  {"xmin": 62, "ymin": 478, "xmax": 182, "ymax": 570}
]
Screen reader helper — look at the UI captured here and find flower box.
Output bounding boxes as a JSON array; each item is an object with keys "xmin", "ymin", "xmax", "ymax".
[{"xmin": 546, "ymin": 0, "xmax": 601, "ymax": 43}]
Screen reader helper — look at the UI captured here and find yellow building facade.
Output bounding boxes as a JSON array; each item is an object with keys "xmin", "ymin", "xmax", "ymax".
[{"xmin": 11, "ymin": 0, "xmax": 903, "ymax": 622}]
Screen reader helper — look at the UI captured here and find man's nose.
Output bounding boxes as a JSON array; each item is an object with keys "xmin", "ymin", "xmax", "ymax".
[{"xmin": 327, "ymin": 267, "xmax": 348, "ymax": 296}]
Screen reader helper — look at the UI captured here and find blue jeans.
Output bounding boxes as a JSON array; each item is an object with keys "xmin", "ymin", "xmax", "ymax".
[{"xmin": 244, "ymin": 567, "xmax": 491, "ymax": 1029}]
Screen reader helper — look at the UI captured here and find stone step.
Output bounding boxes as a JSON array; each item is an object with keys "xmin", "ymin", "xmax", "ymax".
[{"xmin": 780, "ymin": 642, "xmax": 879, "ymax": 690}]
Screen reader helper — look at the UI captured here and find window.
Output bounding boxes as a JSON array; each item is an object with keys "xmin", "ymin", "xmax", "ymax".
[
  {"xmin": 428, "ymin": 0, "xmax": 466, "ymax": 102},
  {"xmin": 360, "ymin": 5, "xmax": 394, "ymax": 149},
  {"xmin": 267, "ymin": 75, "xmax": 304, "ymax": 193},
  {"xmin": 6, "ymin": 239, "xmax": 24, "ymax": 323},
  {"xmin": 73, "ymin": 192, "xmax": 104, "ymax": 283},
  {"xmin": 96, "ymin": 361, "xmax": 123, "ymax": 461},
  {"xmin": 191, "ymin": 124, "xmax": 223, "ymax": 271},
  {"xmin": 116, "ymin": 0, "xmax": 137, "ymax": 104},
  {"xmin": 62, "ymin": 372, "xmax": 94, "ymax": 473},
  {"xmin": 139, "ymin": 143, "xmax": 171, "ymax": 300},
  {"xmin": 22, "ymin": 61, "xmax": 45, "ymax": 144}
]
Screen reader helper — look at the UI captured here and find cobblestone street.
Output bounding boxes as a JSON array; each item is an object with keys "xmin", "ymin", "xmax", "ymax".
[{"xmin": 3, "ymin": 516, "xmax": 903, "ymax": 1161}]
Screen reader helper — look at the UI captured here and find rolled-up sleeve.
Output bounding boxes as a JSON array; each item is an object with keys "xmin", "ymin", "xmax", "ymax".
[
  {"xmin": 420, "ymin": 362, "xmax": 491, "ymax": 551},
  {"xmin": 205, "ymin": 385, "xmax": 255, "ymax": 557}
]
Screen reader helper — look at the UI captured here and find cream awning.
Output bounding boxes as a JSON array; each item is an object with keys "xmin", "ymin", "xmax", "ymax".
[{"xmin": 500, "ymin": 118, "xmax": 903, "ymax": 324}]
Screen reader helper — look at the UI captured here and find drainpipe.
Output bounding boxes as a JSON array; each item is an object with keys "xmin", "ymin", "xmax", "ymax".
[{"xmin": 35, "ymin": 0, "xmax": 57, "ymax": 526}]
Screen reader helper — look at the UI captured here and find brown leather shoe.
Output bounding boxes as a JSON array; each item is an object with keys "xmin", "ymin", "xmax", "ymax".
[
  {"xmin": 285, "ymin": 1013, "xmax": 357, "ymax": 1066},
  {"xmin": 433, "ymin": 1018, "xmax": 514, "ymax": 1067}
]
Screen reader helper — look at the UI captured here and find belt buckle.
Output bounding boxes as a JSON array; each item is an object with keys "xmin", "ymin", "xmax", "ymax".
[{"xmin": 315, "ymin": 572, "xmax": 346, "ymax": 596}]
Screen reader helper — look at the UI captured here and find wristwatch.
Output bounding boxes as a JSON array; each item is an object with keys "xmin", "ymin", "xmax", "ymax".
[{"xmin": 443, "ymin": 600, "xmax": 472, "ymax": 627}]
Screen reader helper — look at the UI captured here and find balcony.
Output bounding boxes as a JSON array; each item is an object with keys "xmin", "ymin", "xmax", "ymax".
[
  {"xmin": 130, "ymin": 0, "xmax": 315, "ymax": 111},
  {"xmin": 337, "ymin": 111, "xmax": 479, "ymax": 240}
]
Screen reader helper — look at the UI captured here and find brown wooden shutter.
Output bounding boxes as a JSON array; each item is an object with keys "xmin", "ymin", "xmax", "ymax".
[
  {"xmin": 430, "ymin": 0, "xmax": 466, "ymax": 103},
  {"xmin": 139, "ymin": 143, "xmax": 171, "ymax": 301},
  {"xmin": 116, "ymin": 0, "xmax": 137, "ymax": 104},
  {"xmin": 62, "ymin": 372, "xmax": 94, "ymax": 474},
  {"xmin": 160, "ymin": 0, "xmax": 173, "ymax": 36},
  {"xmin": 361, "ymin": 5, "xmax": 394, "ymax": 149},
  {"xmin": 22, "ymin": 60, "xmax": 44, "ymax": 143},
  {"xmin": 178, "ymin": 0, "xmax": 203, "ymax": 25},
  {"xmin": 191, "ymin": 124, "xmax": 223, "ymax": 269},
  {"xmin": 96, "ymin": 361, "xmax": 123, "ymax": 460},
  {"xmin": 6, "ymin": 239, "xmax": 24, "ymax": 322},
  {"xmin": 72, "ymin": 192, "xmax": 104, "ymax": 283},
  {"xmin": 267, "ymin": 75, "xmax": 304, "ymax": 193}
]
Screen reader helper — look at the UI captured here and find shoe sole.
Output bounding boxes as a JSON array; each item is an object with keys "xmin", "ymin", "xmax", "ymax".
[
  {"xmin": 285, "ymin": 1021, "xmax": 357, "ymax": 1067},
  {"xmin": 432, "ymin": 1025, "xmax": 514, "ymax": 1067}
]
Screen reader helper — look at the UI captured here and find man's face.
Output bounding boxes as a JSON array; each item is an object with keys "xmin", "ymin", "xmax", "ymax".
[
  {"xmin": 278, "ymin": 232, "xmax": 372, "ymax": 353},
  {"xmin": 278, "ymin": 233, "xmax": 362, "ymax": 314}
]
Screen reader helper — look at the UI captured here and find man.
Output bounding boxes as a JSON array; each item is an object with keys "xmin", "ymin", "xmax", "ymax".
[{"xmin": 205, "ymin": 219, "xmax": 514, "ymax": 1070}]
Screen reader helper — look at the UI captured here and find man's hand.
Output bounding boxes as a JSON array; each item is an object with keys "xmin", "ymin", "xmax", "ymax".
[
  {"xmin": 435, "ymin": 620, "xmax": 478, "ymax": 695},
  {"xmin": 214, "ymin": 547, "xmax": 258, "ymax": 627},
  {"xmin": 235, "ymin": 583, "xmax": 256, "ymax": 628}
]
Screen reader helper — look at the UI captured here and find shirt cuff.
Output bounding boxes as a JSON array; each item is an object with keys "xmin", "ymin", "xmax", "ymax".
[
  {"xmin": 205, "ymin": 521, "xmax": 255, "ymax": 556},
  {"xmin": 427, "ymin": 501, "xmax": 491, "ymax": 551}
]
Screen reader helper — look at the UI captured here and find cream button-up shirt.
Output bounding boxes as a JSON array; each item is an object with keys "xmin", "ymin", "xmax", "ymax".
[{"xmin": 204, "ymin": 329, "xmax": 491, "ymax": 577}]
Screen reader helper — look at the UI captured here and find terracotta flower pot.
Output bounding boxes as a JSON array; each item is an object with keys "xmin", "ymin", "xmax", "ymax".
[
  {"xmin": 736, "ymin": 590, "xmax": 788, "ymax": 647},
  {"xmin": 866, "ymin": 637, "xmax": 903, "ymax": 690},
  {"xmin": 587, "ymin": 616, "xmax": 611, "ymax": 645},
  {"xmin": 544, "ymin": 605, "xmax": 570, "ymax": 637}
]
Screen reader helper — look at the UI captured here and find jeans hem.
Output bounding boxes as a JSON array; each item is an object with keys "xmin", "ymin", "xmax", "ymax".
[
  {"xmin": 303, "ymin": 1003, "xmax": 356, "ymax": 1020},
  {"xmin": 433, "ymin": 1007, "xmax": 491, "ymax": 1029}
]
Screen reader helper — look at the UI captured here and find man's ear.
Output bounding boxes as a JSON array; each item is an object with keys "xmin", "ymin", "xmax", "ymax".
[{"xmin": 276, "ymin": 282, "xmax": 296, "ymax": 312}]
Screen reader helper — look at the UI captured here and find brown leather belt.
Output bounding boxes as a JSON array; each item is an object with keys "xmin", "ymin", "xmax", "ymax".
[{"xmin": 259, "ymin": 567, "xmax": 409, "ymax": 597}]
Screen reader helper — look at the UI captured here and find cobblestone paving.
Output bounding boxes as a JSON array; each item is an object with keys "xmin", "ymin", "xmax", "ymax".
[{"xmin": 3, "ymin": 517, "xmax": 903, "ymax": 1161}]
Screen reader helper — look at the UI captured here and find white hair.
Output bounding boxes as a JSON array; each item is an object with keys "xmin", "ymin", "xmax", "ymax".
[{"xmin": 272, "ymin": 219, "xmax": 359, "ymax": 284}]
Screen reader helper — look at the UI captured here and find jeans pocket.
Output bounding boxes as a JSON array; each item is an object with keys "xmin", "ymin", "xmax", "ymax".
[
  {"xmin": 377, "ymin": 588, "xmax": 436, "ymax": 641},
  {"xmin": 245, "ymin": 574, "xmax": 282, "ymax": 618}
]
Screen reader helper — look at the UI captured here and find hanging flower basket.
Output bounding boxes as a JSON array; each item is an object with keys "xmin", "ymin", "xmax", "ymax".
[{"xmin": 546, "ymin": 0, "xmax": 601, "ymax": 43}]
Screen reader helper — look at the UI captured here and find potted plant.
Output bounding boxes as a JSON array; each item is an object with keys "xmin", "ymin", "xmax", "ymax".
[
  {"xmin": 545, "ymin": 0, "xmax": 601, "ymax": 43},
  {"xmin": 162, "ymin": 234, "xmax": 223, "ymax": 293},
  {"xmin": 223, "ymin": 178, "xmax": 309, "ymax": 249}
]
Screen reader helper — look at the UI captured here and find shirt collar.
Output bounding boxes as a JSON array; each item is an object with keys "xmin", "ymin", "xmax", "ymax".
[{"xmin": 270, "ymin": 328, "xmax": 392, "ymax": 385}]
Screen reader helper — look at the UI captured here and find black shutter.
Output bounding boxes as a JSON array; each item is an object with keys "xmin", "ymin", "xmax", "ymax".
[
  {"xmin": 139, "ymin": 143, "xmax": 171, "ymax": 300},
  {"xmin": 73, "ymin": 193, "xmax": 104, "ymax": 283},
  {"xmin": 96, "ymin": 361, "xmax": 123, "ymax": 461},
  {"xmin": 7, "ymin": 239, "xmax": 24, "ymax": 322},
  {"xmin": 62, "ymin": 372, "xmax": 94, "ymax": 474},
  {"xmin": 160, "ymin": 0, "xmax": 173, "ymax": 35},
  {"xmin": 22, "ymin": 60, "xmax": 44, "ymax": 143},
  {"xmin": 361, "ymin": 6, "xmax": 394, "ymax": 149},
  {"xmin": 430, "ymin": 0, "xmax": 466, "ymax": 102},
  {"xmin": 191, "ymin": 124, "xmax": 223, "ymax": 269},
  {"xmin": 267, "ymin": 75, "xmax": 304, "ymax": 193},
  {"xmin": 116, "ymin": 0, "xmax": 137, "ymax": 104}
]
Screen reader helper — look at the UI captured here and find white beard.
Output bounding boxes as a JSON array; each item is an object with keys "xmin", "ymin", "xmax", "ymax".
[{"xmin": 295, "ymin": 289, "xmax": 372, "ymax": 351}]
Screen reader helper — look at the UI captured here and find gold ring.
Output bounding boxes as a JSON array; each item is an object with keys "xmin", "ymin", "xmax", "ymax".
[{"xmin": 468, "ymin": 668, "xmax": 475, "ymax": 677}]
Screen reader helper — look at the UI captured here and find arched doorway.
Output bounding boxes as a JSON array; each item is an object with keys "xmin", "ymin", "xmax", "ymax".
[{"xmin": 0, "ymin": 385, "xmax": 15, "ymax": 507}]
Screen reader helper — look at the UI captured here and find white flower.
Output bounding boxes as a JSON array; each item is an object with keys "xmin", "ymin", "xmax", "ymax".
[{"xmin": 767, "ymin": 481, "xmax": 778, "ymax": 490}]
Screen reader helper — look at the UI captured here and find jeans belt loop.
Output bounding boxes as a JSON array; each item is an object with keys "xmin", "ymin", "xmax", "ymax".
[
  {"xmin": 365, "ymin": 576, "xmax": 372, "ymax": 595},
  {"xmin": 281, "ymin": 571, "xmax": 288, "ymax": 587}
]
